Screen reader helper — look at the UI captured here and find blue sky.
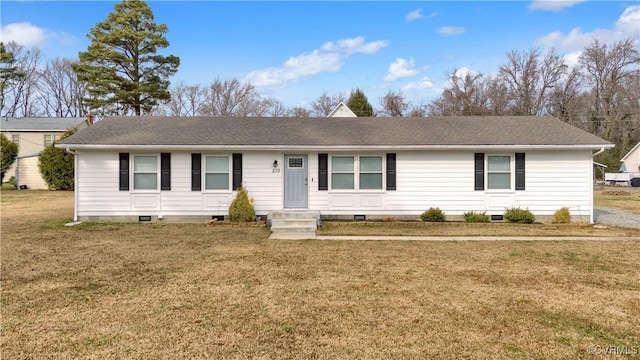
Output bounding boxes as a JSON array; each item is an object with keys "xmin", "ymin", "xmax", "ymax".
[{"xmin": 1, "ymin": 1, "xmax": 639, "ymax": 109}]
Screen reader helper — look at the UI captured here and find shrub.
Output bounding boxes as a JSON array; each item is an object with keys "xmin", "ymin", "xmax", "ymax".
[
  {"xmin": 8, "ymin": 176, "xmax": 16, "ymax": 187},
  {"xmin": 228, "ymin": 187, "xmax": 256, "ymax": 222},
  {"xmin": 420, "ymin": 207, "xmax": 445, "ymax": 222},
  {"xmin": 463, "ymin": 211, "xmax": 490, "ymax": 223},
  {"xmin": 553, "ymin": 207, "xmax": 571, "ymax": 224},
  {"xmin": 504, "ymin": 207, "xmax": 535, "ymax": 224},
  {"xmin": 38, "ymin": 129, "xmax": 76, "ymax": 190},
  {"xmin": 1, "ymin": 133, "xmax": 18, "ymax": 182}
]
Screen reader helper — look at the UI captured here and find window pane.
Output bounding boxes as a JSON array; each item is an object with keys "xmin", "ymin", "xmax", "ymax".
[
  {"xmin": 134, "ymin": 174, "xmax": 157, "ymax": 190},
  {"xmin": 488, "ymin": 173, "xmax": 510, "ymax": 189},
  {"xmin": 488, "ymin": 156, "xmax": 510, "ymax": 172},
  {"xmin": 360, "ymin": 156, "xmax": 382, "ymax": 172},
  {"xmin": 206, "ymin": 173, "xmax": 229, "ymax": 190},
  {"xmin": 332, "ymin": 156, "xmax": 354, "ymax": 172},
  {"xmin": 332, "ymin": 174, "xmax": 354, "ymax": 189},
  {"xmin": 134, "ymin": 156, "xmax": 157, "ymax": 172},
  {"xmin": 206, "ymin": 156, "xmax": 228, "ymax": 172},
  {"xmin": 360, "ymin": 173, "xmax": 382, "ymax": 189}
]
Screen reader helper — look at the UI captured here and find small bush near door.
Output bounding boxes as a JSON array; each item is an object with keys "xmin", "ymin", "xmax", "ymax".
[
  {"xmin": 420, "ymin": 207, "xmax": 445, "ymax": 222},
  {"xmin": 503, "ymin": 207, "xmax": 536, "ymax": 224},
  {"xmin": 553, "ymin": 207, "xmax": 571, "ymax": 224},
  {"xmin": 229, "ymin": 187, "xmax": 256, "ymax": 222}
]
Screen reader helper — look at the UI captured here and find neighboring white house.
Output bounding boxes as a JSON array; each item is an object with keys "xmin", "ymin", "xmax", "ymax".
[
  {"xmin": 56, "ymin": 116, "xmax": 613, "ymax": 223},
  {"xmin": 1, "ymin": 117, "xmax": 91, "ymax": 189},
  {"xmin": 620, "ymin": 141, "xmax": 640, "ymax": 173},
  {"xmin": 327, "ymin": 102, "xmax": 357, "ymax": 118}
]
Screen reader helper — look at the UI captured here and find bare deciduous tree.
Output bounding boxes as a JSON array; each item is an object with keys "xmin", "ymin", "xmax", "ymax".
[
  {"xmin": 2, "ymin": 43, "xmax": 44, "ymax": 117},
  {"xmin": 310, "ymin": 92, "xmax": 345, "ymax": 117},
  {"xmin": 39, "ymin": 58, "xmax": 87, "ymax": 117},
  {"xmin": 579, "ymin": 39, "xmax": 640, "ymax": 141},
  {"xmin": 379, "ymin": 90, "xmax": 409, "ymax": 117}
]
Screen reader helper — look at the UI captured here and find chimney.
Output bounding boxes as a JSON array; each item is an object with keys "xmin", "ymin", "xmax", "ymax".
[{"xmin": 85, "ymin": 112, "xmax": 94, "ymax": 125}]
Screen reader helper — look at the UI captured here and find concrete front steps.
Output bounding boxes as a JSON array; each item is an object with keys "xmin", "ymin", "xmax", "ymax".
[{"xmin": 268, "ymin": 210, "xmax": 320, "ymax": 239}]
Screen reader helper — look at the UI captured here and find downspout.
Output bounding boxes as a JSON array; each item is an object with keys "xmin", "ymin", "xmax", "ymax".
[
  {"xmin": 66, "ymin": 148, "xmax": 78, "ymax": 222},
  {"xmin": 590, "ymin": 147, "xmax": 605, "ymax": 224}
]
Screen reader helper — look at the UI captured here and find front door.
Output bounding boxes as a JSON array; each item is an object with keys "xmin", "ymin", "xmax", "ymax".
[{"xmin": 284, "ymin": 154, "xmax": 308, "ymax": 208}]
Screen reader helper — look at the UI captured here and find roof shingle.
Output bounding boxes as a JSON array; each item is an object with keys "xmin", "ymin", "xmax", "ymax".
[{"xmin": 58, "ymin": 116, "xmax": 612, "ymax": 149}]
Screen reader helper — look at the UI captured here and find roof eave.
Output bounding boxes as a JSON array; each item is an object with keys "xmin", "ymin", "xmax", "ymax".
[{"xmin": 56, "ymin": 143, "xmax": 615, "ymax": 151}]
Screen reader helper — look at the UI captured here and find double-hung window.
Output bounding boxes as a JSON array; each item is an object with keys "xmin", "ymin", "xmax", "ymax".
[
  {"xmin": 205, "ymin": 155, "xmax": 229, "ymax": 190},
  {"xmin": 331, "ymin": 156, "xmax": 355, "ymax": 190},
  {"xmin": 330, "ymin": 155, "xmax": 383, "ymax": 190},
  {"xmin": 487, "ymin": 155, "xmax": 511, "ymax": 190},
  {"xmin": 11, "ymin": 134, "xmax": 19, "ymax": 148},
  {"xmin": 44, "ymin": 134, "xmax": 61, "ymax": 147},
  {"xmin": 359, "ymin": 156, "xmax": 383, "ymax": 189},
  {"xmin": 133, "ymin": 155, "xmax": 158, "ymax": 190}
]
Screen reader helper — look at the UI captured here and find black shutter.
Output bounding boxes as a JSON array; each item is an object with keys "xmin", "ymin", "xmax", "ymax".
[
  {"xmin": 318, "ymin": 153, "xmax": 328, "ymax": 191},
  {"xmin": 161, "ymin": 153, "xmax": 171, "ymax": 190},
  {"xmin": 119, "ymin": 153, "xmax": 129, "ymax": 191},
  {"xmin": 474, "ymin": 153, "xmax": 484, "ymax": 191},
  {"xmin": 232, "ymin": 153, "xmax": 242, "ymax": 190},
  {"xmin": 515, "ymin": 153, "xmax": 525, "ymax": 190},
  {"xmin": 386, "ymin": 153, "xmax": 396, "ymax": 190},
  {"xmin": 191, "ymin": 153, "xmax": 201, "ymax": 191}
]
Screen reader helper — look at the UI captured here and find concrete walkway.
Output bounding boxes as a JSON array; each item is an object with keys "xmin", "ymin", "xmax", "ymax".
[{"xmin": 316, "ymin": 235, "xmax": 640, "ymax": 241}]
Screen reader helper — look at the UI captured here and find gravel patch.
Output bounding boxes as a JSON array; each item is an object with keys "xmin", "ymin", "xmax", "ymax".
[{"xmin": 594, "ymin": 207, "xmax": 640, "ymax": 229}]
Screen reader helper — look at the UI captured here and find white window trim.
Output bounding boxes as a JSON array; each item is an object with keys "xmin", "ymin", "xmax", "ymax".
[
  {"xmin": 329, "ymin": 154, "xmax": 385, "ymax": 192},
  {"xmin": 203, "ymin": 154, "xmax": 232, "ymax": 193},
  {"xmin": 131, "ymin": 154, "xmax": 160, "ymax": 193},
  {"xmin": 486, "ymin": 154, "xmax": 514, "ymax": 193}
]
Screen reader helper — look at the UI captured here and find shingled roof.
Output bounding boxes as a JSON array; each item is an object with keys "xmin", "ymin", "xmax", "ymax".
[
  {"xmin": 58, "ymin": 116, "xmax": 613, "ymax": 150},
  {"xmin": 1, "ymin": 117, "xmax": 89, "ymax": 132}
]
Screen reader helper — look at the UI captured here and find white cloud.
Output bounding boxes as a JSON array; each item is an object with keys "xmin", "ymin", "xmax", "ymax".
[
  {"xmin": 562, "ymin": 51, "xmax": 582, "ymax": 68},
  {"xmin": 0, "ymin": 22, "xmax": 46, "ymax": 47},
  {"xmin": 528, "ymin": 0, "xmax": 585, "ymax": 12},
  {"xmin": 535, "ymin": 5, "xmax": 640, "ymax": 51},
  {"xmin": 401, "ymin": 76, "xmax": 434, "ymax": 92},
  {"xmin": 437, "ymin": 26, "xmax": 465, "ymax": 35},
  {"xmin": 0, "ymin": 22, "xmax": 76, "ymax": 48},
  {"xmin": 247, "ymin": 36, "xmax": 389, "ymax": 89},
  {"xmin": 406, "ymin": 9, "xmax": 424, "ymax": 22},
  {"xmin": 616, "ymin": 5, "xmax": 640, "ymax": 38},
  {"xmin": 320, "ymin": 36, "xmax": 389, "ymax": 55},
  {"xmin": 384, "ymin": 57, "xmax": 419, "ymax": 82}
]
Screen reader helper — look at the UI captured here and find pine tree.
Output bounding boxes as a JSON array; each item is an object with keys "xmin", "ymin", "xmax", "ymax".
[
  {"xmin": 0, "ymin": 42, "xmax": 25, "ymax": 114},
  {"xmin": 346, "ymin": 88, "xmax": 375, "ymax": 117},
  {"xmin": 72, "ymin": 0, "xmax": 180, "ymax": 116}
]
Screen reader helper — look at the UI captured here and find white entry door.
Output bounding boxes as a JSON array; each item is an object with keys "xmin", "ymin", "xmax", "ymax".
[{"xmin": 284, "ymin": 154, "xmax": 308, "ymax": 208}]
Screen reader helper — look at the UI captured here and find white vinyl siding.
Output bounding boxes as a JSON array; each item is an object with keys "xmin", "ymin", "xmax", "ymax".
[
  {"xmin": 11, "ymin": 134, "xmax": 19, "ymax": 147},
  {"xmin": 133, "ymin": 155, "xmax": 158, "ymax": 190},
  {"xmin": 73, "ymin": 149, "xmax": 594, "ymax": 222},
  {"xmin": 487, "ymin": 155, "xmax": 511, "ymax": 190},
  {"xmin": 205, "ymin": 155, "xmax": 229, "ymax": 190}
]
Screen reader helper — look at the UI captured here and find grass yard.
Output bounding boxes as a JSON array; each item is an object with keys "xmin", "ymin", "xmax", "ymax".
[
  {"xmin": 1, "ymin": 190, "xmax": 639, "ymax": 359},
  {"xmin": 595, "ymin": 186, "xmax": 640, "ymax": 215}
]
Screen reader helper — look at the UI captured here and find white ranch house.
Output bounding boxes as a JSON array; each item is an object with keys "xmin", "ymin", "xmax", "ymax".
[{"xmin": 57, "ymin": 116, "xmax": 613, "ymax": 225}]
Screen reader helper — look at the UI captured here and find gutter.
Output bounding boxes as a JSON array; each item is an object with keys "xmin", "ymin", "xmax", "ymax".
[
  {"xmin": 65, "ymin": 148, "xmax": 79, "ymax": 222},
  {"xmin": 57, "ymin": 144, "xmax": 616, "ymax": 151}
]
